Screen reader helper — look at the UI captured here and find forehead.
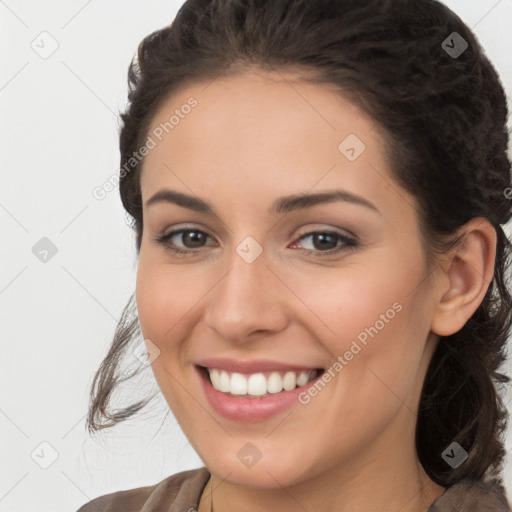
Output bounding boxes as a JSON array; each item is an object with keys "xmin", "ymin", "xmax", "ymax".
[{"xmin": 139, "ymin": 70, "xmax": 411, "ymax": 219}]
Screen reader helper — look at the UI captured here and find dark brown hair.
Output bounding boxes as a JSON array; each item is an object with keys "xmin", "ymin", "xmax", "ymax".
[{"xmin": 87, "ymin": 0, "xmax": 512, "ymax": 491}]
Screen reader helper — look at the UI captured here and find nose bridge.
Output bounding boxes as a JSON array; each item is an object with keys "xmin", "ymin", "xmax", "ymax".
[{"xmin": 205, "ymin": 238, "xmax": 287, "ymax": 340}]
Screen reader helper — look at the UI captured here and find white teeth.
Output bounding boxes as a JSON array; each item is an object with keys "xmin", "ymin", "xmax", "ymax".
[
  {"xmin": 282, "ymin": 371, "xmax": 296, "ymax": 391},
  {"xmin": 207, "ymin": 368, "xmax": 319, "ymax": 396},
  {"xmin": 296, "ymin": 371, "xmax": 309, "ymax": 387},
  {"xmin": 219, "ymin": 370, "xmax": 230, "ymax": 392},
  {"xmin": 267, "ymin": 372, "xmax": 283, "ymax": 393},
  {"xmin": 247, "ymin": 373, "xmax": 267, "ymax": 395},
  {"xmin": 230, "ymin": 372, "xmax": 247, "ymax": 395}
]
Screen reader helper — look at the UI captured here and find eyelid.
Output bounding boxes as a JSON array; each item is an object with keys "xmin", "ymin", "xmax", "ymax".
[
  {"xmin": 294, "ymin": 225, "xmax": 356, "ymax": 239},
  {"xmin": 159, "ymin": 224, "xmax": 354, "ymax": 243},
  {"xmin": 290, "ymin": 229, "xmax": 357, "ymax": 251},
  {"xmin": 161, "ymin": 223, "xmax": 216, "ymax": 240}
]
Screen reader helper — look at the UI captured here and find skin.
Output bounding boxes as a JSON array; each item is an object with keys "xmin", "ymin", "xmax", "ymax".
[{"xmin": 135, "ymin": 69, "xmax": 496, "ymax": 512}]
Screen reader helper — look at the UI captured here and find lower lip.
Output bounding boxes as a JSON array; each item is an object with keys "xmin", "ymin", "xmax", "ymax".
[{"xmin": 196, "ymin": 366, "xmax": 323, "ymax": 422}]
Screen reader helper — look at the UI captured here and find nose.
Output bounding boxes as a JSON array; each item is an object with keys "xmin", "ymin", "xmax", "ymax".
[{"xmin": 204, "ymin": 244, "xmax": 289, "ymax": 343}]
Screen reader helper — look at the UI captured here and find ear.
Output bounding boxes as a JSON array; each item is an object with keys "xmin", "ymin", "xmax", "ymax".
[{"xmin": 431, "ymin": 217, "xmax": 497, "ymax": 337}]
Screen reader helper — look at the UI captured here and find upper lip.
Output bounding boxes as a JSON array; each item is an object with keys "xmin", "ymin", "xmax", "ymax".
[{"xmin": 196, "ymin": 357, "xmax": 323, "ymax": 374}]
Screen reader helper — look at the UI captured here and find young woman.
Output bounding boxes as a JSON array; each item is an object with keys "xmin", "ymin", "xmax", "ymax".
[{"xmin": 77, "ymin": 0, "xmax": 512, "ymax": 510}]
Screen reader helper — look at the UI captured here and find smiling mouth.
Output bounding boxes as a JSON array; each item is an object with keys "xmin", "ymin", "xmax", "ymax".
[{"xmin": 198, "ymin": 365, "xmax": 324, "ymax": 399}]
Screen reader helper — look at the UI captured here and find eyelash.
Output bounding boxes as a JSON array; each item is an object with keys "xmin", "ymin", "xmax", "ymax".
[{"xmin": 154, "ymin": 228, "xmax": 357, "ymax": 258}]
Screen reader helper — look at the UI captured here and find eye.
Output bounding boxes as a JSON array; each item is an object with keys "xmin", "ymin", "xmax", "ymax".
[
  {"xmin": 154, "ymin": 227, "xmax": 357, "ymax": 257},
  {"xmin": 290, "ymin": 230, "xmax": 357, "ymax": 256},
  {"xmin": 154, "ymin": 228, "xmax": 216, "ymax": 254}
]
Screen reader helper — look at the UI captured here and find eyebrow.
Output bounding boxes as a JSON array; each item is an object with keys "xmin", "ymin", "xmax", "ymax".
[{"xmin": 145, "ymin": 188, "xmax": 380, "ymax": 215}]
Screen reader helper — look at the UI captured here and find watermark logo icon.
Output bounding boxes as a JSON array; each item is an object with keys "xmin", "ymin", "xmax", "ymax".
[
  {"xmin": 133, "ymin": 338, "xmax": 161, "ymax": 366},
  {"xmin": 237, "ymin": 442, "xmax": 262, "ymax": 468},
  {"xmin": 236, "ymin": 236, "xmax": 263, "ymax": 264},
  {"xmin": 338, "ymin": 134, "xmax": 366, "ymax": 161},
  {"xmin": 441, "ymin": 441, "xmax": 468, "ymax": 468},
  {"xmin": 31, "ymin": 31, "xmax": 59, "ymax": 59},
  {"xmin": 31, "ymin": 441, "xmax": 59, "ymax": 469},
  {"xmin": 32, "ymin": 237, "xmax": 58, "ymax": 263},
  {"xmin": 442, "ymin": 32, "xmax": 468, "ymax": 59}
]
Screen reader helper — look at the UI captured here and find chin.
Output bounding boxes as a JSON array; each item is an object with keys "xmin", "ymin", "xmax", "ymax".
[{"xmin": 201, "ymin": 449, "xmax": 318, "ymax": 489}]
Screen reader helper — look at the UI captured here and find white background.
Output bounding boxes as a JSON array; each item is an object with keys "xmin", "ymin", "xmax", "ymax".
[{"xmin": 1, "ymin": 1, "xmax": 512, "ymax": 511}]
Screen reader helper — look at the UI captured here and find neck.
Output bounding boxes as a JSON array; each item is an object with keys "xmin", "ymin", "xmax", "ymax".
[
  {"xmin": 200, "ymin": 454, "xmax": 445, "ymax": 512},
  {"xmin": 198, "ymin": 414, "xmax": 446, "ymax": 512}
]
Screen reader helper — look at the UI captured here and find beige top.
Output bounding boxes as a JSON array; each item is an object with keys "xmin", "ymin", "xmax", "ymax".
[{"xmin": 75, "ymin": 467, "xmax": 511, "ymax": 512}]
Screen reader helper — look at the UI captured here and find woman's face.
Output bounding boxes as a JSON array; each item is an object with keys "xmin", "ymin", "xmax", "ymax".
[{"xmin": 136, "ymin": 70, "xmax": 442, "ymax": 488}]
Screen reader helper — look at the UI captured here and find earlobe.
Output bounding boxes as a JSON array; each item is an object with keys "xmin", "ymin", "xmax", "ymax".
[{"xmin": 430, "ymin": 218, "xmax": 496, "ymax": 337}]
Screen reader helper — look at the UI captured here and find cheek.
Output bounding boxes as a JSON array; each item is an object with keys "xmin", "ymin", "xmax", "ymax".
[
  {"xmin": 287, "ymin": 258, "xmax": 415, "ymax": 345},
  {"xmin": 135, "ymin": 254, "xmax": 205, "ymax": 343},
  {"xmin": 289, "ymin": 248, "xmax": 430, "ymax": 398},
  {"xmin": 136, "ymin": 264, "xmax": 173, "ymax": 342},
  {"xmin": 135, "ymin": 258, "xmax": 200, "ymax": 410}
]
